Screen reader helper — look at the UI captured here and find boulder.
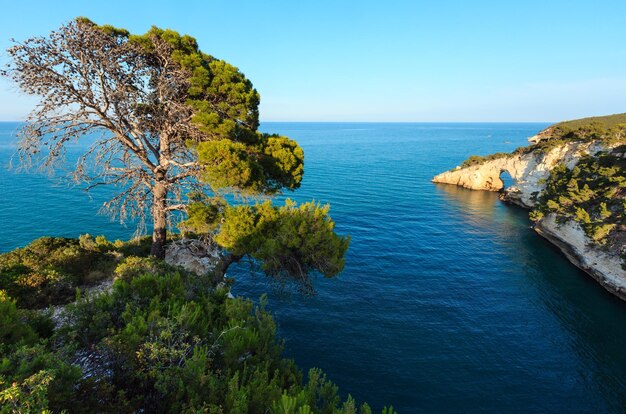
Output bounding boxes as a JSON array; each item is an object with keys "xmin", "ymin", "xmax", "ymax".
[{"xmin": 165, "ymin": 238, "xmax": 223, "ymax": 276}]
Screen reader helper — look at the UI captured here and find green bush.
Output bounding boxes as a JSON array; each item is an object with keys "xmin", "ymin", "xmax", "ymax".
[
  {"xmin": 113, "ymin": 256, "xmax": 175, "ymax": 281},
  {"xmin": 0, "ymin": 291, "xmax": 38, "ymax": 351},
  {"xmin": 215, "ymin": 200, "xmax": 350, "ymax": 286},
  {"xmin": 0, "ymin": 289, "xmax": 81, "ymax": 413},
  {"xmin": 53, "ymin": 270, "xmax": 383, "ymax": 413},
  {"xmin": 0, "ymin": 236, "xmax": 153, "ymax": 309},
  {"xmin": 459, "ymin": 153, "xmax": 510, "ymax": 169},
  {"xmin": 0, "ymin": 370, "xmax": 55, "ymax": 414},
  {"xmin": 0, "ymin": 238, "xmax": 388, "ymax": 413}
]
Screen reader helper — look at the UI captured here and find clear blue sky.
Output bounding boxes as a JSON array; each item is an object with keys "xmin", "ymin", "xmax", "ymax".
[{"xmin": 1, "ymin": 0, "xmax": 625, "ymax": 122}]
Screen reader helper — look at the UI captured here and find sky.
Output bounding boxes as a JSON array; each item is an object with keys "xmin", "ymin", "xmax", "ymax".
[{"xmin": 0, "ymin": 0, "xmax": 625, "ymax": 122}]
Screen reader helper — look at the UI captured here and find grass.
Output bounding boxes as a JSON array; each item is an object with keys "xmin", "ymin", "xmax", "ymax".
[{"xmin": 551, "ymin": 113, "xmax": 626, "ymax": 131}]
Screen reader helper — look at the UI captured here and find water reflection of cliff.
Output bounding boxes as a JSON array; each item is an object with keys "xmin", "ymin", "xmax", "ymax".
[
  {"xmin": 435, "ymin": 184, "xmax": 528, "ymax": 230},
  {"xmin": 435, "ymin": 181, "xmax": 499, "ymax": 208}
]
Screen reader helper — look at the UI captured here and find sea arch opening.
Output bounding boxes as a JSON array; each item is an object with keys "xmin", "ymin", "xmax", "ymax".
[{"xmin": 499, "ymin": 169, "xmax": 517, "ymax": 191}]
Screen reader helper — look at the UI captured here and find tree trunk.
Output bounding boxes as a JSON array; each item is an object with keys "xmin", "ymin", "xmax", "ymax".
[{"xmin": 150, "ymin": 181, "xmax": 168, "ymax": 258}]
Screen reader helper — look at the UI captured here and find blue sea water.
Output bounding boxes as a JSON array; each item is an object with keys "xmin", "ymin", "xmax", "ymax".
[{"xmin": 1, "ymin": 122, "xmax": 626, "ymax": 413}]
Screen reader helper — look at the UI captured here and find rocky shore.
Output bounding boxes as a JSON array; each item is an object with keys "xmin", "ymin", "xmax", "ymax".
[
  {"xmin": 534, "ymin": 214, "xmax": 626, "ymax": 301},
  {"xmin": 432, "ymin": 139, "xmax": 626, "ymax": 301}
]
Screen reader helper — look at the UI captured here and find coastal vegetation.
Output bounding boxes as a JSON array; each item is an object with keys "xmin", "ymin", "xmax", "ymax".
[
  {"xmin": 529, "ymin": 147, "xmax": 626, "ymax": 247},
  {"xmin": 0, "ymin": 235, "xmax": 150, "ymax": 308},
  {"xmin": 529, "ymin": 119, "xmax": 626, "ymax": 154},
  {"xmin": 459, "ymin": 152, "xmax": 510, "ymax": 168},
  {"xmin": 0, "ymin": 18, "xmax": 368, "ymax": 413},
  {"xmin": 552, "ymin": 113, "xmax": 626, "ymax": 131},
  {"xmin": 457, "ymin": 113, "xmax": 626, "ymax": 168},
  {"xmin": 0, "ymin": 237, "xmax": 387, "ymax": 413}
]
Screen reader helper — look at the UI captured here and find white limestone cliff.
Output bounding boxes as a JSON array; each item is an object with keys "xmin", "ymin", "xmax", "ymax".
[
  {"xmin": 432, "ymin": 140, "xmax": 608, "ymax": 208},
  {"xmin": 165, "ymin": 238, "xmax": 223, "ymax": 276},
  {"xmin": 534, "ymin": 214, "xmax": 626, "ymax": 301},
  {"xmin": 432, "ymin": 139, "xmax": 626, "ymax": 301}
]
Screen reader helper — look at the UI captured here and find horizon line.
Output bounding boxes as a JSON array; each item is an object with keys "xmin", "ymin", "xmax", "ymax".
[{"xmin": 0, "ymin": 119, "xmax": 555, "ymax": 124}]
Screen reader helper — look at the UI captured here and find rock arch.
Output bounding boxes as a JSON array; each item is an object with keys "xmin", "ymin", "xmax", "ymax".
[
  {"xmin": 431, "ymin": 155, "xmax": 525, "ymax": 192},
  {"xmin": 432, "ymin": 140, "xmax": 606, "ymax": 208}
]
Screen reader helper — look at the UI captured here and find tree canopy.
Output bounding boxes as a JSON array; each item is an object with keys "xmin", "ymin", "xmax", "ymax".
[{"xmin": 4, "ymin": 17, "xmax": 348, "ymax": 284}]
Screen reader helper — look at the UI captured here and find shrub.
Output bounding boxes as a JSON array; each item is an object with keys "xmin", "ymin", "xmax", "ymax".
[
  {"xmin": 55, "ymin": 270, "xmax": 383, "ymax": 413},
  {"xmin": 0, "ymin": 291, "xmax": 38, "ymax": 351},
  {"xmin": 113, "ymin": 256, "xmax": 175, "ymax": 281},
  {"xmin": 459, "ymin": 153, "xmax": 510, "ymax": 169},
  {"xmin": 0, "ymin": 370, "xmax": 55, "ymax": 413},
  {"xmin": 1, "ymin": 238, "xmax": 389, "ymax": 412},
  {"xmin": 0, "ymin": 236, "xmax": 152, "ymax": 309}
]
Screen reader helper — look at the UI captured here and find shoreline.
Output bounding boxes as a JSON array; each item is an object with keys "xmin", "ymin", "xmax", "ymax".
[
  {"xmin": 533, "ymin": 214, "xmax": 626, "ymax": 302},
  {"xmin": 436, "ymin": 177, "xmax": 626, "ymax": 302},
  {"xmin": 432, "ymin": 134, "xmax": 626, "ymax": 303}
]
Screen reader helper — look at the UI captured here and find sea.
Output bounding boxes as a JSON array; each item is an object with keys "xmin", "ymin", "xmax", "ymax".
[{"xmin": 1, "ymin": 122, "xmax": 625, "ymax": 413}]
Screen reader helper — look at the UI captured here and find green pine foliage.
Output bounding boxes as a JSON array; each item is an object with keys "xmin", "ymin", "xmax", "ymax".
[
  {"xmin": 186, "ymin": 199, "xmax": 351, "ymax": 288},
  {"xmin": 531, "ymin": 148, "xmax": 626, "ymax": 245},
  {"xmin": 197, "ymin": 134, "xmax": 304, "ymax": 195},
  {"xmin": 0, "ymin": 250, "xmax": 387, "ymax": 413},
  {"xmin": 84, "ymin": 20, "xmax": 262, "ymax": 143},
  {"xmin": 218, "ymin": 200, "xmax": 349, "ymax": 278}
]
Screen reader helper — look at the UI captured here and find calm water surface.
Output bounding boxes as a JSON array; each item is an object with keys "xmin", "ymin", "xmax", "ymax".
[{"xmin": 1, "ymin": 122, "xmax": 625, "ymax": 413}]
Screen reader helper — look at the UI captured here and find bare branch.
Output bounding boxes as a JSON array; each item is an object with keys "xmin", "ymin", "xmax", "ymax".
[{"xmin": 4, "ymin": 20, "xmax": 209, "ymax": 244}]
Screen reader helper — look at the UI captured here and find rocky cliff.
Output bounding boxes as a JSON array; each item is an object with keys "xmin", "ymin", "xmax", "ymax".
[
  {"xmin": 432, "ymin": 140, "xmax": 608, "ymax": 208},
  {"xmin": 534, "ymin": 214, "xmax": 626, "ymax": 301},
  {"xmin": 165, "ymin": 238, "xmax": 223, "ymax": 276},
  {"xmin": 432, "ymin": 133, "xmax": 626, "ymax": 301}
]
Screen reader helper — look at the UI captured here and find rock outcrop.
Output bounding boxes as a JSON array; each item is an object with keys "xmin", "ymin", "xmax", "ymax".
[
  {"xmin": 534, "ymin": 214, "xmax": 626, "ymax": 301},
  {"xmin": 433, "ymin": 138, "xmax": 626, "ymax": 301},
  {"xmin": 165, "ymin": 238, "xmax": 224, "ymax": 276}
]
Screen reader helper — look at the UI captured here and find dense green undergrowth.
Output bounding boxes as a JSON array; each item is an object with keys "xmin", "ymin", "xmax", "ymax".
[
  {"xmin": 530, "ymin": 147, "xmax": 626, "ymax": 248},
  {"xmin": 459, "ymin": 152, "xmax": 511, "ymax": 168},
  {"xmin": 552, "ymin": 113, "xmax": 626, "ymax": 131},
  {"xmin": 529, "ymin": 121, "xmax": 626, "ymax": 155},
  {"xmin": 0, "ymin": 237, "xmax": 390, "ymax": 413},
  {"xmin": 0, "ymin": 235, "xmax": 152, "ymax": 309}
]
